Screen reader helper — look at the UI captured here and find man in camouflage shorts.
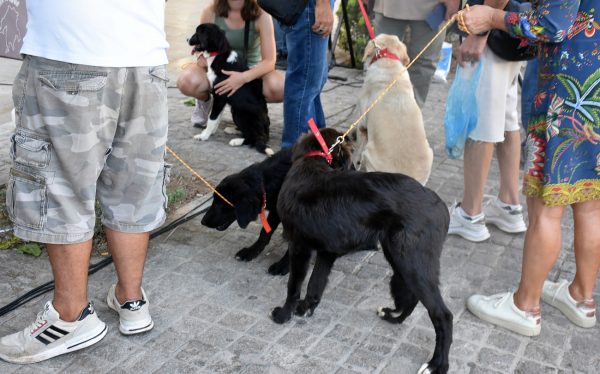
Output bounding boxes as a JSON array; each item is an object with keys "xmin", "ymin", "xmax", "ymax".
[{"xmin": 0, "ymin": 1, "xmax": 170, "ymax": 364}]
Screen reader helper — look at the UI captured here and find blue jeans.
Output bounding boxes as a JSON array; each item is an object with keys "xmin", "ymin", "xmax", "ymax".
[
  {"xmin": 273, "ymin": 19, "xmax": 287, "ymax": 55},
  {"xmin": 521, "ymin": 58, "xmax": 538, "ymax": 130},
  {"xmin": 280, "ymin": 0, "xmax": 332, "ymax": 149}
]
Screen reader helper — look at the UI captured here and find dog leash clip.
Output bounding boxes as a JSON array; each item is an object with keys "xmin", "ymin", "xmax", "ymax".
[{"xmin": 328, "ymin": 136, "xmax": 345, "ymax": 155}]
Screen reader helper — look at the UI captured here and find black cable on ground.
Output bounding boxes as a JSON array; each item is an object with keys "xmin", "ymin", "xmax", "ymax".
[{"xmin": 0, "ymin": 197, "xmax": 213, "ymax": 318}]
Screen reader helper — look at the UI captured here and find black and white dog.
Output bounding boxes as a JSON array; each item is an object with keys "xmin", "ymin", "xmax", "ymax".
[{"xmin": 188, "ymin": 23, "xmax": 273, "ymax": 156}]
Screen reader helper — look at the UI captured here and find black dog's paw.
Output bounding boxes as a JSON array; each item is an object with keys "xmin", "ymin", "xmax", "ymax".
[
  {"xmin": 267, "ymin": 259, "xmax": 289, "ymax": 276},
  {"xmin": 270, "ymin": 307, "xmax": 291, "ymax": 324},
  {"xmin": 417, "ymin": 362, "xmax": 448, "ymax": 374},
  {"xmin": 235, "ymin": 246, "xmax": 262, "ymax": 262},
  {"xmin": 294, "ymin": 300, "xmax": 314, "ymax": 317},
  {"xmin": 377, "ymin": 306, "xmax": 406, "ymax": 324}
]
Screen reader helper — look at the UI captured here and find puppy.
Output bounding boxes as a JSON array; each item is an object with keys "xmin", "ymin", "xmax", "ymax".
[
  {"xmin": 188, "ymin": 23, "xmax": 273, "ymax": 156},
  {"xmin": 201, "ymin": 148, "xmax": 291, "ymax": 275},
  {"xmin": 272, "ymin": 130, "xmax": 453, "ymax": 374},
  {"xmin": 201, "ymin": 129, "xmax": 360, "ymax": 275},
  {"xmin": 353, "ymin": 34, "xmax": 433, "ymax": 185}
]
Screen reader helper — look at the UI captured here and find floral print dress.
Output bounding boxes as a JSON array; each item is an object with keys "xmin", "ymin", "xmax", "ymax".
[{"xmin": 505, "ymin": 0, "xmax": 600, "ymax": 206}]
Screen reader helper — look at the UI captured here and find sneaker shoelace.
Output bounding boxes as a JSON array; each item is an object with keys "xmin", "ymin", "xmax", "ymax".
[{"xmin": 29, "ymin": 308, "xmax": 50, "ymax": 335}]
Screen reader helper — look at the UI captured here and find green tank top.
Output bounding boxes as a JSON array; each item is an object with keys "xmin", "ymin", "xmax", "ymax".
[{"xmin": 214, "ymin": 17, "xmax": 261, "ymax": 67}]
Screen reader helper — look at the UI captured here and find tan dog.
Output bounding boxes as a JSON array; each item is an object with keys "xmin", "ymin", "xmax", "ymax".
[{"xmin": 352, "ymin": 34, "xmax": 433, "ymax": 185}]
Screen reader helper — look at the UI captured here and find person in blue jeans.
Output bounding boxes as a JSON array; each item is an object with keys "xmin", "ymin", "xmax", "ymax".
[
  {"xmin": 273, "ymin": 19, "xmax": 287, "ymax": 58},
  {"xmin": 280, "ymin": 0, "xmax": 334, "ymax": 149}
]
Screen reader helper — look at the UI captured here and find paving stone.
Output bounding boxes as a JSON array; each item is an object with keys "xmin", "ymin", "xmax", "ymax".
[
  {"xmin": 308, "ymin": 337, "xmax": 352, "ymax": 365},
  {"xmin": 153, "ymin": 359, "xmax": 200, "ymax": 374},
  {"xmin": 514, "ymin": 360, "xmax": 564, "ymax": 373},
  {"xmin": 523, "ymin": 340, "xmax": 562, "ymax": 367},
  {"xmin": 477, "ymin": 347, "xmax": 517, "ymax": 373}
]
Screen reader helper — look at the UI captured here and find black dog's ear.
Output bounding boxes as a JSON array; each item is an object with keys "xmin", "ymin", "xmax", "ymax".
[
  {"xmin": 212, "ymin": 26, "xmax": 231, "ymax": 53},
  {"xmin": 235, "ymin": 193, "xmax": 261, "ymax": 229}
]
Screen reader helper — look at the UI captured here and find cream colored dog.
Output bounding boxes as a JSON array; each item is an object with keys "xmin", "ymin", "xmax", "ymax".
[{"xmin": 352, "ymin": 34, "xmax": 433, "ymax": 185}]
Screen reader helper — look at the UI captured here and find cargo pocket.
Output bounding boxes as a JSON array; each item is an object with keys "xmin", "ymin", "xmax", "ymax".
[
  {"xmin": 7, "ymin": 168, "xmax": 47, "ymax": 230},
  {"xmin": 10, "ymin": 131, "xmax": 52, "ymax": 168},
  {"xmin": 38, "ymin": 71, "xmax": 107, "ymax": 94},
  {"xmin": 161, "ymin": 163, "xmax": 172, "ymax": 211},
  {"xmin": 149, "ymin": 66, "xmax": 169, "ymax": 86}
]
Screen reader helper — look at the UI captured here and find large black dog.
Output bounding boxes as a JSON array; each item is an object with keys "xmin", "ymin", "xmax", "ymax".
[
  {"xmin": 188, "ymin": 23, "xmax": 273, "ymax": 155},
  {"xmin": 271, "ymin": 130, "xmax": 453, "ymax": 374}
]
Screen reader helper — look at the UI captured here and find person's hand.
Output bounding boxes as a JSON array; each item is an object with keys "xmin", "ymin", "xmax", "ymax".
[
  {"xmin": 458, "ymin": 5, "xmax": 495, "ymax": 35},
  {"xmin": 440, "ymin": 0, "xmax": 460, "ymax": 21},
  {"xmin": 312, "ymin": 0, "xmax": 333, "ymax": 37},
  {"xmin": 214, "ymin": 70, "xmax": 248, "ymax": 97},
  {"xmin": 457, "ymin": 34, "xmax": 488, "ymax": 67}
]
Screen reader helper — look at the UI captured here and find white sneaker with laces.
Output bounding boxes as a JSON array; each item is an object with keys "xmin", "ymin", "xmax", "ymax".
[
  {"xmin": 541, "ymin": 280, "xmax": 596, "ymax": 328},
  {"xmin": 0, "ymin": 301, "xmax": 107, "ymax": 364},
  {"xmin": 448, "ymin": 202, "xmax": 490, "ymax": 242},
  {"xmin": 467, "ymin": 292, "xmax": 541, "ymax": 336},
  {"xmin": 107, "ymin": 285, "xmax": 154, "ymax": 335},
  {"xmin": 484, "ymin": 198, "xmax": 527, "ymax": 233},
  {"xmin": 191, "ymin": 97, "xmax": 212, "ymax": 128}
]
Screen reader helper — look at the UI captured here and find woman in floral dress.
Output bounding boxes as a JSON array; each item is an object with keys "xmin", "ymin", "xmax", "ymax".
[{"xmin": 458, "ymin": 0, "xmax": 599, "ymax": 336}]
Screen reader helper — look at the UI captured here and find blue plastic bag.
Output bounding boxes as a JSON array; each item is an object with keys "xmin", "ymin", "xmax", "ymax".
[{"xmin": 444, "ymin": 59, "xmax": 484, "ymax": 159}]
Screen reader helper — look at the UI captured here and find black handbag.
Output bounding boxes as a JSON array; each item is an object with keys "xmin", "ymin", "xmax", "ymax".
[
  {"xmin": 257, "ymin": 0, "xmax": 309, "ymax": 26},
  {"xmin": 465, "ymin": 0, "xmax": 538, "ymax": 61}
]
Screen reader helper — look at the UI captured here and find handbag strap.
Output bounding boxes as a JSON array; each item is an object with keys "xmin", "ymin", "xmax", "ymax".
[{"xmin": 243, "ymin": 20, "xmax": 250, "ymax": 63}]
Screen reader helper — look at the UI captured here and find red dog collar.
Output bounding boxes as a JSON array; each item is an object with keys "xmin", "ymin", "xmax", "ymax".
[
  {"xmin": 303, "ymin": 150, "xmax": 331, "ymax": 163},
  {"xmin": 370, "ymin": 48, "xmax": 403, "ymax": 65},
  {"xmin": 259, "ymin": 191, "xmax": 271, "ymax": 234}
]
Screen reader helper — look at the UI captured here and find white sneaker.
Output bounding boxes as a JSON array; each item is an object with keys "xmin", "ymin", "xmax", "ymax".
[
  {"xmin": 191, "ymin": 97, "xmax": 212, "ymax": 128},
  {"xmin": 541, "ymin": 280, "xmax": 596, "ymax": 328},
  {"xmin": 467, "ymin": 292, "xmax": 541, "ymax": 336},
  {"xmin": 448, "ymin": 202, "xmax": 490, "ymax": 242},
  {"xmin": 484, "ymin": 198, "xmax": 527, "ymax": 233},
  {"xmin": 0, "ymin": 301, "xmax": 107, "ymax": 364},
  {"xmin": 107, "ymin": 285, "xmax": 154, "ymax": 335}
]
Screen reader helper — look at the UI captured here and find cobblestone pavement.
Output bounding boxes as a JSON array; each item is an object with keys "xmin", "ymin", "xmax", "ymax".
[
  {"xmin": 1, "ymin": 65, "xmax": 598, "ymax": 373},
  {"xmin": 1, "ymin": 3, "xmax": 599, "ymax": 373}
]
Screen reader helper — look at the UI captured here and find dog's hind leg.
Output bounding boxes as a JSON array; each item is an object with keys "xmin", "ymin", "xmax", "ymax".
[
  {"xmin": 377, "ymin": 273, "xmax": 418, "ymax": 324},
  {"xmin": 271, "ymin": 244, "xmax": 311, "ymax": 324},
  {"xmin": 413, "ymin": 284, "xmax": 453, "ymax": 374},
  {"xmin": 381, "ymin": 238, "xmax": 452, "ymax": 374},
  {"xmin": 295, "ymin": 252, "xmax": 337, "ymax": 317}
]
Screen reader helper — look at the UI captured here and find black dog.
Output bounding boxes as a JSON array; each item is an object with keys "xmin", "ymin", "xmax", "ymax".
[
  {"xmin": 201, "ymin": 129, "xmax": 366, "ymax": 276},
  {"xmin": 271, "ymin": 130, "xmax": 453, "ymax": 374},
  {"xmin": 201, "ymin": 148, "xmax": 291, "ymax": 275},
  {"xmin": 188, "ymin": 23, "xmax": 273, "ymax": 155}
]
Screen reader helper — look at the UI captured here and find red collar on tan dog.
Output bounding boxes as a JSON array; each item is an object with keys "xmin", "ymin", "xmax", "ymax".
[{"xmin": 371, "ymin": 48, "xmax": 403, "ymax": 65}]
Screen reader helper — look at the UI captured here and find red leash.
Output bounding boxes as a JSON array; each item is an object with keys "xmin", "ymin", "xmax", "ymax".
[
  {"xmin": 357, "ymin": 0, "xmax": 375, "ymax": 40},
  {"xmin": 307, "ymin": 118, "xmax": 333, "ymax": 165}
]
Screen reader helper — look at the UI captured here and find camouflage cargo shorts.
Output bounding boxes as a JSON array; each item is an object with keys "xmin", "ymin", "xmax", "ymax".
[{"xmin": 7, "ymin": 55, "xmax": 170, "ymax": 244}]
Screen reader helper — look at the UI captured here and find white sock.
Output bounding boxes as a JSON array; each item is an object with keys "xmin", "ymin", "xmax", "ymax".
[
  {"xmin": 458, "ymin": 205, "xmax": 484, "ymax": 221},
  {"xmin": 496, "ymin": 199, "xmax": 521, "ymax": 210}
]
